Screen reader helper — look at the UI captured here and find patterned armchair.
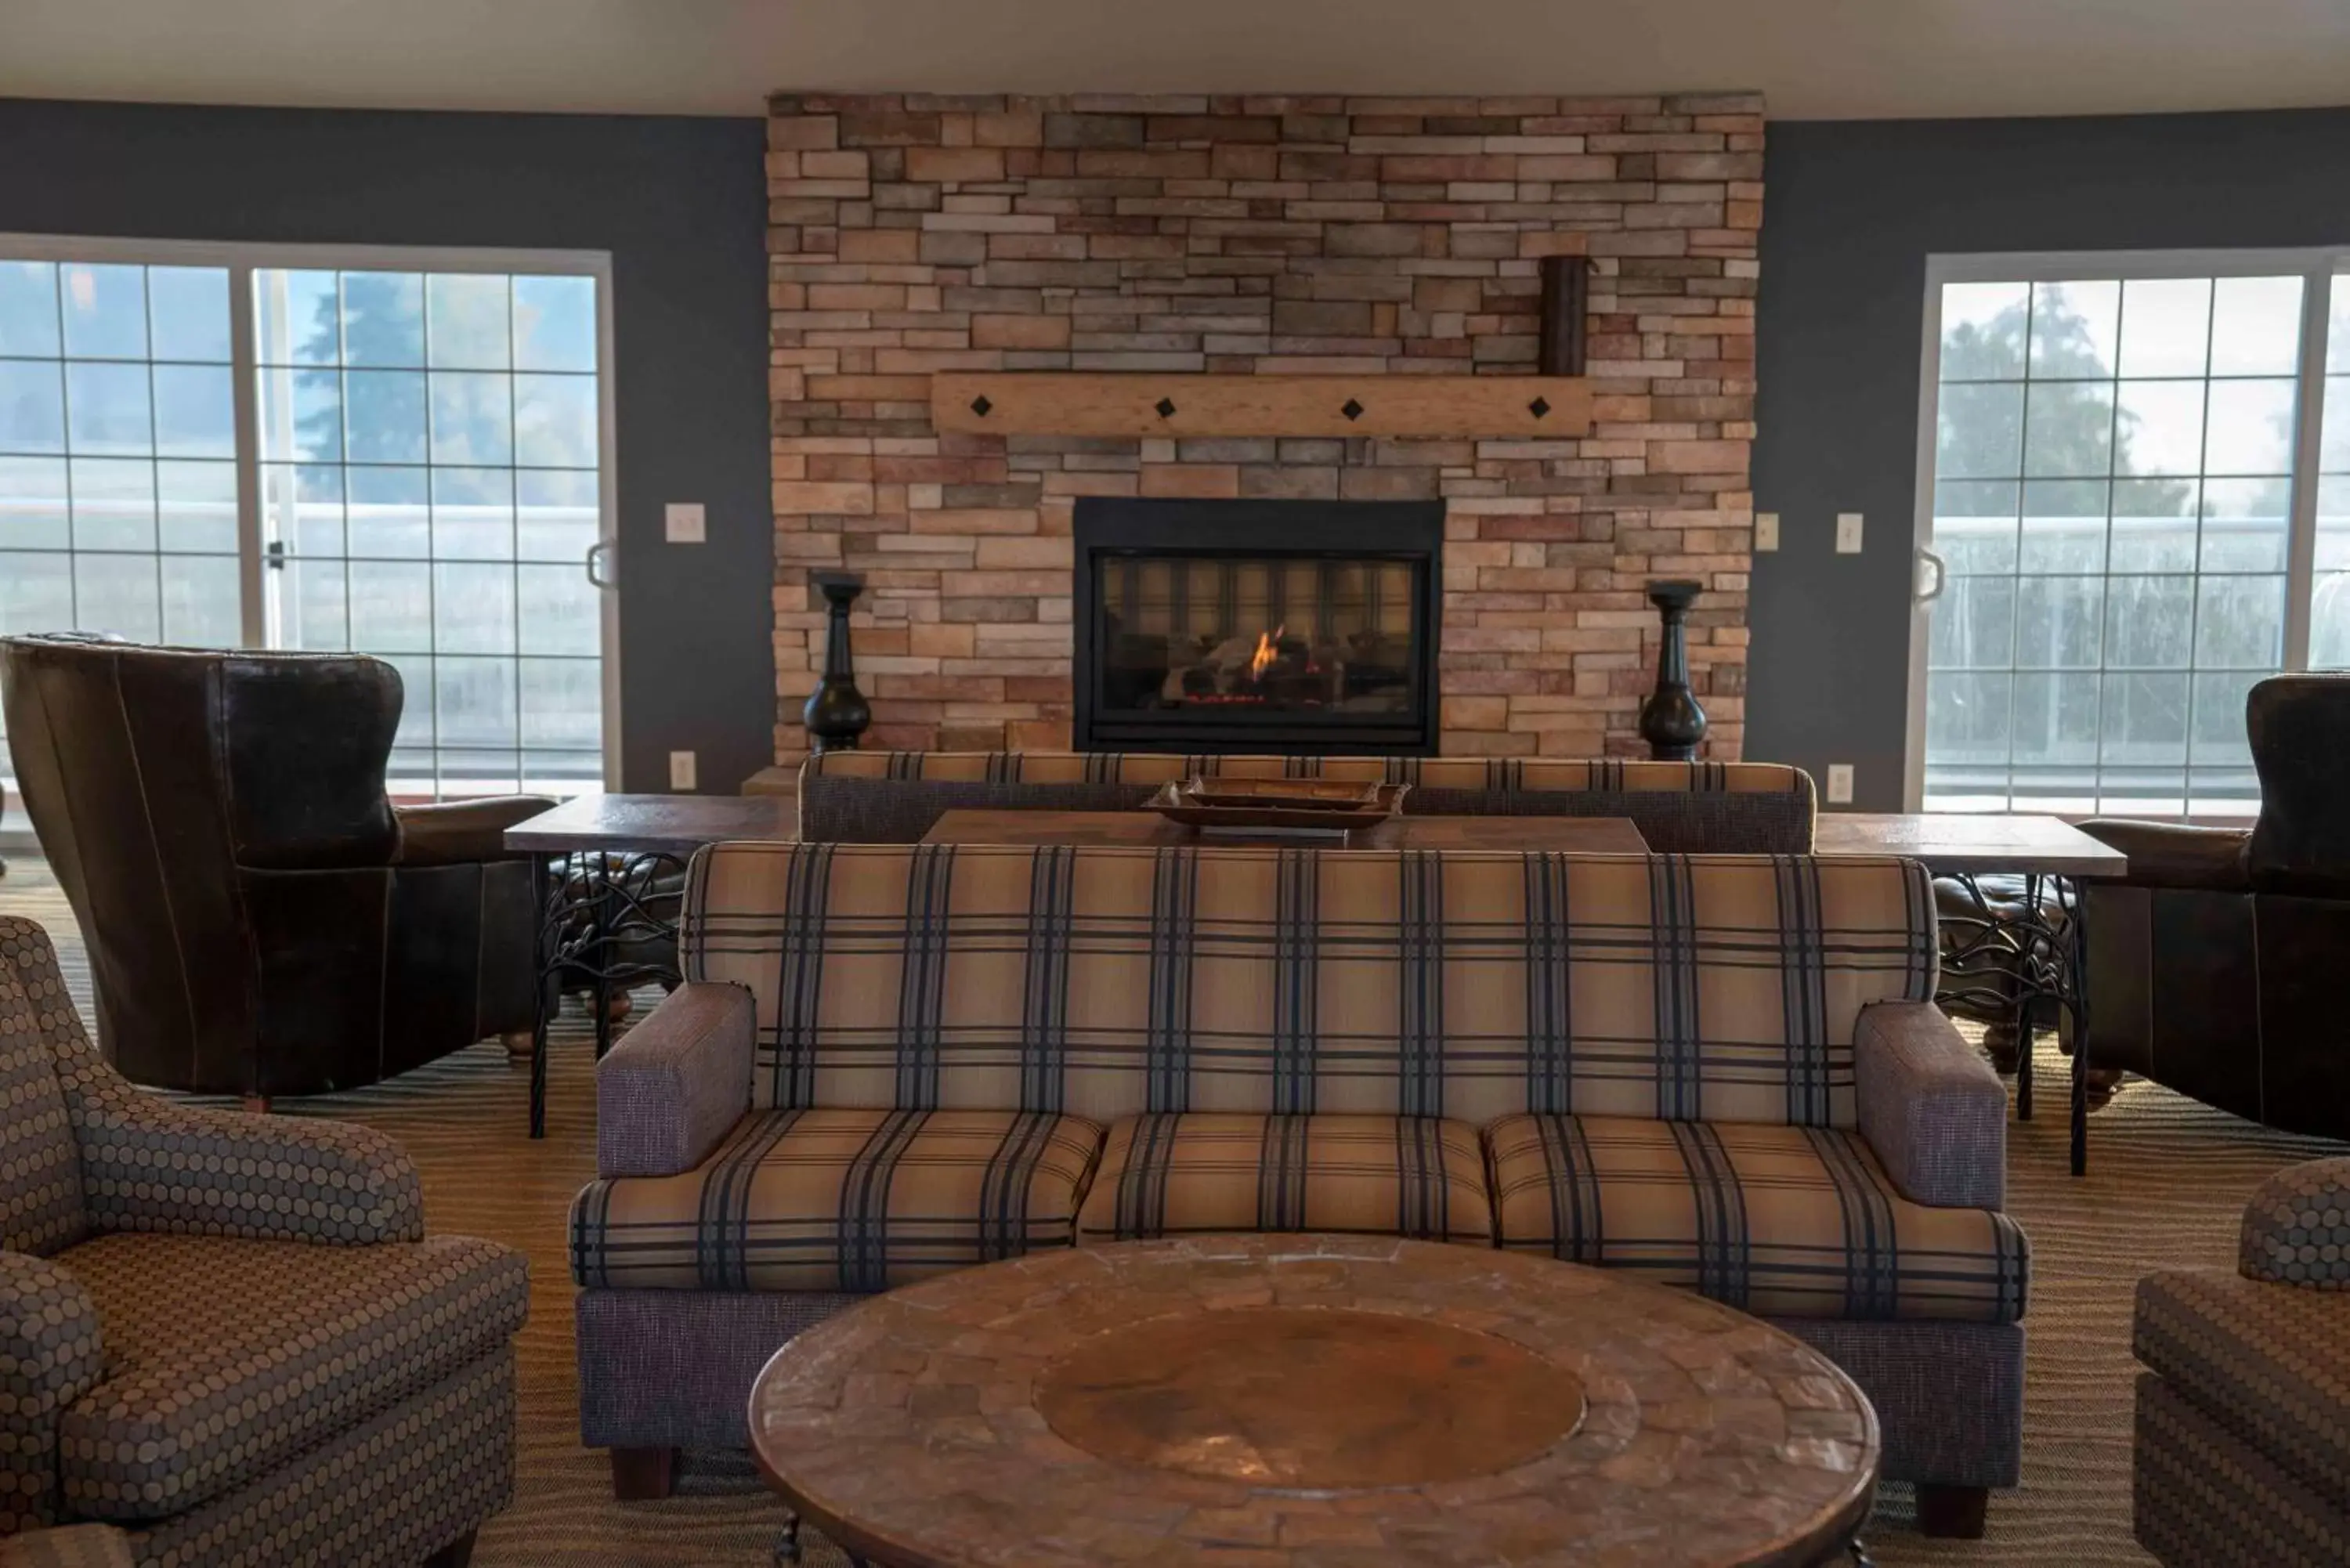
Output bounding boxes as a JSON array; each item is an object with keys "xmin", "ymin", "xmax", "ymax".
[
  {"xmin": 0, "ymin": 916, "xmax": 528, "ymax": 1568},
  {"xmin": 2134, "ymin": 1158, "xmax": 2350, "ymax": 1566}
]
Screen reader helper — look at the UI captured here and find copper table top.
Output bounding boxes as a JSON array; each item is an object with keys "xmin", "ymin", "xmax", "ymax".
[{"xmin": 748, "ymin": 1235, "xmax": 1878, "ymax": 1568}]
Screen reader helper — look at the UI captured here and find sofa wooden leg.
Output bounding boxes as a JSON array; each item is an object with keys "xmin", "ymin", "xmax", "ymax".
[
  {"xmin": 1916, "ymin": 1483, "xmax": 1989, "ymax": 1538},
  {"xmin": 423, "ymin": 1530, "xmax": 477, "ymax": 1568},
  {"xmin": 611, "ymin": 1445, "xmax": 677, "ymax": 1501},
  {"xmin": 500, "ymin": 1030, "xmax": 534, "ymax": 1061}
]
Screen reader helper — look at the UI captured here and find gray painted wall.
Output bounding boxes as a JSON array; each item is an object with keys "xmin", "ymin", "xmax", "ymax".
[
  {"xmin": 0, "ymin": 98, "xmax": 773, "ymax": 795},
  {"xmin": 1751, "ymin": 107, "xmax": 2350, "ymax": 807}
]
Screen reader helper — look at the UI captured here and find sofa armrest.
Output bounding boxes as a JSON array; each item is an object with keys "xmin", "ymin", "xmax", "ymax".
[
  {"xmin": 2240, "ymin": 1157, "xmax": 2350, "ymax": 1288},
  {"xmin": 56, "ymin": 1050, "xmax": 424, "ymax": 1245},
  {"xmin": 597, "ymin": 982, "xmax": 754, "ymax": 1177},
  {"xmin": 0, "ymin": 1524, "xmax": 135, "ymax": 1567},
  {"xmin": 2077, "ymin": 818, "xmax": 2249, "ymax": 891},
  {"xmin": 394, "ymin": 795, "xmax": 557, "ymax": 865},
  {"xmin": 0, "ymin": 1252, "xmax": 104, "ymax": 1534},
  {"xmin": 1854, "ymin": 1000, "xmax": 2007, "ymax": 1210}
]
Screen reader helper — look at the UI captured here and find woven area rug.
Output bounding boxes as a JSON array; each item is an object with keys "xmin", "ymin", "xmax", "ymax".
[{"xmin": 2, "ymin": 852, "xmax": 2339, "ymax": 1566}]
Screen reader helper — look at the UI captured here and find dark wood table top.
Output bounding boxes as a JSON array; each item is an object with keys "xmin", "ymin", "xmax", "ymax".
[
  {"xmin": 503, "ymin": 793, "xmax": 797, "ymax": 854},
  {"xmin": 922, "ymin": 808, "xmax": 1651, "ymax": 853},
  {"xmin": 1813, "ymin": 811, "xmax": 2128, "ymax": 878},
  {"xmin": 750, "ymin": 1235, "xmax": 1878, "ymax": 1568}
]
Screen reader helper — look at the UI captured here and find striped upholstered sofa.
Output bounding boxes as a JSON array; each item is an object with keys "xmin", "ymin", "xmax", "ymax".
[
  {"xmin": 569, "ymin": 839, "xmax": 2027, "ymax": 1534},
  {"xmin": 799, "ymin": 750, "xmax": 1817, "ymax": 854},
  {"xmin": 0, "ymin": 917, "xmax": 526, "ymax": 1567}
]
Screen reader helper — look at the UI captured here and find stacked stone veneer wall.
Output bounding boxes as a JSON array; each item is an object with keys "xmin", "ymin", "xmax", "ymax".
[{"xmin": 767, "ymin": 92, "xmax": 1761, "ymax": 761}]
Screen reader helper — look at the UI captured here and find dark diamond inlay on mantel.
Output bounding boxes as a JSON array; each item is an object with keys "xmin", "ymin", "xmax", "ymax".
[
  {"xmin": 1155, "ymin": 397, "xmax": 1177, "ymax": 418},
  {"xmin": 1529, "ymin": 396, "xmax": 1552, "ymax": 418},
  {"xmin": 1341, "ymin": 398, "xmax": 1365, "ymax": 421},
  {"xmin": 969, "ymin": 395, "xmax": 992, "ymax": 417}
]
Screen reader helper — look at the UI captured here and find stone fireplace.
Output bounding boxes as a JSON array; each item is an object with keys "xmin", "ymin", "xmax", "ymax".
[
  {"xmin": 768, "ymin": 91, "xmax": 1761, "ymax": 764},
  {"xmin": 1073, "ymin": 497, "xmax": 1443, "ymax": 754}
]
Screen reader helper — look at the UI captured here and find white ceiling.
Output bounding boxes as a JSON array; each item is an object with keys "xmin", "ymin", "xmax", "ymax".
[{"xmin": 4, "ymin": 0, "xmax": 2349, "ymax": 122}]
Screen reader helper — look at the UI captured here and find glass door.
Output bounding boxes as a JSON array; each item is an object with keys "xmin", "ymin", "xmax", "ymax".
[{"xmin": 0, "ymin": 238, "xmax": 613, "ymax": 815}]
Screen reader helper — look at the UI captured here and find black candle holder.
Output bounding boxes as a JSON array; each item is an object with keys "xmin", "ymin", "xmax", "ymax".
[
  {"xmin": 1638, "ymin": 580, "xmax": 1708, "ymax": 761},
  {"xmin": 801, "ymin": 571, "xmax": 872, "ymax": 753}
]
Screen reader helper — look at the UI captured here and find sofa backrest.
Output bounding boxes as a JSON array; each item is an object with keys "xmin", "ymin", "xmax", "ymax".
[
  {"xmin": 799, "ymin": 751, "xmax": 1817, "ymax": 854},
  {"xmin": 685, "ymin": 843, "xmax": 1932, "ymax": 1130}
]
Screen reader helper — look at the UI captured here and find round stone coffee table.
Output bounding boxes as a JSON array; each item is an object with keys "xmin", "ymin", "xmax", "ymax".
[{"xmin": 748, "ymin": 1235, "xmax": 1879, "ymax": 1568}]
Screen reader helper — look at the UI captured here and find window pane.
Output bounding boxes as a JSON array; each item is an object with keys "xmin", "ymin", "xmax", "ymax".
[
  {"xmin": 2115, "ymin": 381, "xmax": 2205, "ymax": 475},
  {"xmin": 429, "ymin": 370, "xmax": 512, "ymax": 464},
  {"xmin": 0, "ymin": 360, "xmax": 66, "ymax": 454},
  {"xmin": 432, "ymin": 467, "xmax": 512, "ymax": 560},
  {"xmin": 2106, "ymin": 576, "xmax": 2194, "ymax": 668},
  {"xmin": 432, "ymin": 564, "xmax": 515, "ymax": 654},
  {"xmin": 2118, "ymin": 277, "xmax": 2211, "ymax": 378},
  {"xmin": 2018, "ymin": 480, "xmax": 2106, "ymax": 573},
  {"xmin": 0, "ymin": 550, "xmax": 72, "ymax": 633},
  {"xmin": 0, "ymin": 262, "xmax": 60, "ymax": 357},
  {"xmin": 427, "ymin": 275, "xmax": 510, "ymax": 370},
  {"xmin": 257, "ymin": 367, "xmax": 342, "ymax": 461},
  {"xmin": 2101, "ymin": 671, "xmax": 2189, "ymax": 766},
  {"xmin": 280, "ymin": 559, "xmax": 349, "ymax": 650},
  {"xmin": 349, "ymin": 466, "xmax": 429, "ymax": 558},
  {"xmin": 1936, "ymin": 382, "xmax": 2023, "ymax": 479},
  {"xmin": 68, "ymin": 457, "xmax": 154, "ymax": 551},
  {"xmin": 2209, "ymin": 276, "xmax": 2303, "ymax": 376},
  {"xmin": 517, "ymin": 468, "xmax": 598, "ymax": 562},
  {"xmin": 73, "ymin": 553, "xmax": 159, "ymax": 641},
  {"xmin": 349, "ymin": 561, "xmax": 433, "ymax": 652},
  {"xmin": 518, "ymin": 565, "xmax": 599, "ymax": 656},
  {"xmin": 519, "ymin": 656, "xmax": 599, "ymax": 747},
  {"xmin": 161, "ymin": 555, "xmax": 241, "ymax": 645},
  {"xmin": 1941, "ymin": 281, "xmax": 2029, "ymax": 381},
  {"xmin": 343, "ymin": 369, "xmax": 428, "ymax": 463},
  {"xmin": 2015, "ymin": 576, "xmax": 2102, "ymax": 669},
  {"xmin": 339, "ymin": 273, "xmax": 425, "ymax": 368},
  {"xmin": 59, "ymin": 264, "xmax": 147, "ymax": 359},
  {"xmin": 0, "ymin": 457, "xmax": 69, "ymax": 548},
  {"xmin": 64, "ymin": 362, "xmax": 151, "ymax": 456},
  {"xmin": 2193, "ymin": 574, "xmax": 2285, "ymax": 669},
  {"xmin": 1926, "ymin": 670, "xmax": 2011, "ymax": 764},
  {"xmin": 435, "ymin": 656, "xmax": 517, "ymax": 746},
  {"xmin": 258, "ymin": 270, "xmax": 340, "ymax": 365},
  {"xmin": 147, "ymin": 267, "xmax": 231, "ymax": 363},
  {"xmin": 2110, "ymin": 477, "xmax": 2200, "ymax": 572},
  {"xmin": 157, "ymin": 460, "xmax": 237, "ymax": 554},
  {"xmin": 515, "ymin": 374, "xmax": 597, "ymax": 467},
  {"xmin": 2204, "ymin": 379, "xmax": 2295, "ymax": 475},
  {"xmin": 2200, "ymin": 479, "xmax": 2289, "ymax": 572},
  {"xmin": 151, "ymin": 363, "xmax": 234, "ymax": 458},
  {"xmin": 2022, "ymin": 383, "xmax": 2111, "ymax": 478},
  {"xmin": 2030, "ymin": 281, "xmax": 2118, "ymax": 378},
  {"xmin": 513, "ymin": 276, "xmax": 595, "ymax": 371}
]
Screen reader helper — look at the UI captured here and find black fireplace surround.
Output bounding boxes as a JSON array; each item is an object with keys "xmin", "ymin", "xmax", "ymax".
[{"xmin": 1072, "ymin": 497, "xmax": 1444, "ymax": 754}]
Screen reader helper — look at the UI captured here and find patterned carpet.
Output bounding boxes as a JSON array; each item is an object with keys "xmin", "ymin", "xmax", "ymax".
[{"xmin": 1, "ymin": 851, "xmax": 2341, "ymax": 1566}]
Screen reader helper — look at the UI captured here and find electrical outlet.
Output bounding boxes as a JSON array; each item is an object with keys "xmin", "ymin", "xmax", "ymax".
[
  {"xmin": 1835, "ymin": 512, "xmax": 1864, "ymax": 554},
  {"xmin": 1826, "ymin": 763, "xmax": 1855, "ymax": 804},
  {"xmin": 664, "ymin": 502, "xmax": 707, "ymax": 544},
  {"xmin": 1754, "ymin": 511, "xmax": 1779, "ymax": 552},
  {"xmin": 668, "ymin": 750, "xmax": 698, "ymax": 792}
]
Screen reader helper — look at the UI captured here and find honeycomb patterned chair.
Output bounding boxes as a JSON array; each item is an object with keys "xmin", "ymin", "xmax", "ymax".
[
  {"xmin": 2133, "ymin": 1157, "xmax": 2350, "ymax": 1566},
  {"xmin": 0, "ymin": 916, "xmax": 528, "ymax": 1568}
]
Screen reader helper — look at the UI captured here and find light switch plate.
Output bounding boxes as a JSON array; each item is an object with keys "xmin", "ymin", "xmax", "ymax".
[
  {"xmin": 1826, "ymin": 763, "xmax": 1855, "ymax": 804},
  {"xmin": 1835, "ymin": 512, "xmax": 1864, "ymax": 554},
  {"xmin": 1754, "ymin": 511, "xmax": 1780, "ymax": 552},
  {"xmin": 664, "ymin": 503, "xmax": 707, "ymax": 544},
  {"xmin": 669, "ymin": 750, "xmax": 698, "ymax": 792}
]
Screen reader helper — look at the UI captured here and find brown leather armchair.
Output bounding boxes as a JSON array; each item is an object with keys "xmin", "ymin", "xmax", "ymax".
[
  {"xmin": 0, "ymin": 635, "xmax": 551, "ymax": 1101},
  {"xmin": 2077, "ymin": 674, "xmax": 2350, "ymax": 1140}
]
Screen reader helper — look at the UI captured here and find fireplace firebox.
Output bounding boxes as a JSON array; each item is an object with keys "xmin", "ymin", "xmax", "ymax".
[{"xmin": 1072, "ymin": 498, "xmax": 1444, "ymax": 754}]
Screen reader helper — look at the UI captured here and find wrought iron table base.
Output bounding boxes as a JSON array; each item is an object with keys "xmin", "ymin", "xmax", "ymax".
[
  {"xmin": 1934, "ymin": 870, "xmax": 2092, "ymax": 1176},
  {"xmin": 527, "ymin": 849, "xmax": 686, "ymax": 1139}
]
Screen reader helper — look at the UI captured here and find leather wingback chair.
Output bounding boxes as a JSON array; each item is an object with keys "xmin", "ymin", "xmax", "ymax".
[
  {"xmin": 0, "ymin": 636, "xmax": 552, "ymax": 1100},
  {"xmin": 2077, "ymin": 674, "xmax": 2350, "ymax": 1139}
]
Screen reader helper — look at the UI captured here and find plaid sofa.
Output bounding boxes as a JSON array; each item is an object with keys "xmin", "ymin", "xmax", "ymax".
[
  {"xmin": 570, "ymin": 840, "xmax": 2026, "ymax": 1532},
  {"xmin": 0, "ymin": 917, "xmax": 524, "ymax": 1568},
  {"xmin": 799, "ymin": 750, "xmax": 1817, "ymax": 853},
  {"xmin": 2133, "ymin": 1158, "xmax": 2350, "ymax": 1566}
]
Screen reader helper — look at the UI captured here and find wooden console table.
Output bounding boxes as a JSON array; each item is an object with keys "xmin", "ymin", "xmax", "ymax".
[{"xmin": 921, "ymin": 809, "xmax": 1650, "ymax": 852}]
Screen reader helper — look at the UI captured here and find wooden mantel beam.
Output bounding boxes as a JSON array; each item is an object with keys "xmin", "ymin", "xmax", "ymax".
[{"xmin": 931, "ymin": 373, "xmax": 1593, "ymax": 439}]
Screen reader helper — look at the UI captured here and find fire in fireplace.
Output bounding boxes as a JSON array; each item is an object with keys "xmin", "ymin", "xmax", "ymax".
[{"xmin": 1072, "ymin": 498, "xmax": 1443, "ymax": 754}]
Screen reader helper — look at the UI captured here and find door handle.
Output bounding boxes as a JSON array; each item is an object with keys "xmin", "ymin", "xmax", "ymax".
[
  {"xmin": 585, "ymin": 538, "xmax": 616, "ymax": 591},
  {"xmin": 1915, "ymin": 545, "xmax": 1947, "ymax": 605}
]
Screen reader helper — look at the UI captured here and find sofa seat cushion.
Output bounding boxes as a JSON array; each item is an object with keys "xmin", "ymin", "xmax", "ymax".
[
  {"xmin": 569, "ymin": 1107, "xmax": 1102, "ymax": 1293},
  {"xmin": 1075, "ymin": 1113, "xmax": 1493, "ymax": 1244},
  {"xmin": 56, "ymin": 1231, "xmax": 526, "ymax": 1520},
  {"xmin": 2135, "ymin": 1267, "xmax": 2350, "ymax": 1506},
  {"xmin": 1485, "ymin": 1114, "xmax": 2029, "ymax": 1324}
]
